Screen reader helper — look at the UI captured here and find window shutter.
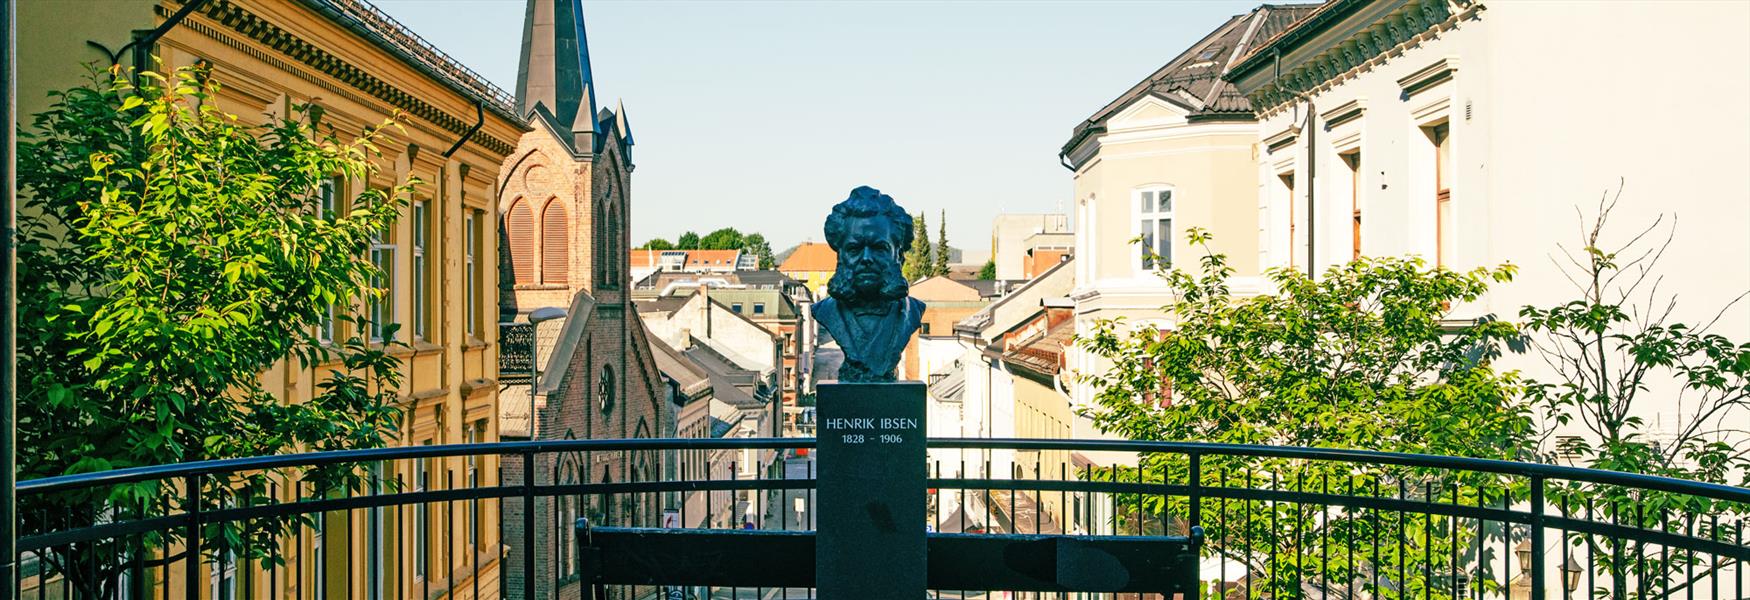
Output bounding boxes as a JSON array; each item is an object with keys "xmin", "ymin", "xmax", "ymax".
[
  {"xmin": 542, "ymin": 199, "xmax": 569, "ymax": 285},
  {"xmin": 507, "ymin": 199, "xmax": 535, "ymax": 284}
]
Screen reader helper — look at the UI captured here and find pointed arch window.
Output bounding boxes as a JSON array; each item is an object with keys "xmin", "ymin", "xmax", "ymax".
[
  {"xmin": 541, "ymin": 198, "xmax": 569, "ymax": 285},
  {"xmin": 506, "ymin": 199, "xmax": 535, "ymax": 285}
]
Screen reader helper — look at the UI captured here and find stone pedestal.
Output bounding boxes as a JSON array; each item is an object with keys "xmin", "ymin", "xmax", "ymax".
[{"xmin": 815, "ymin": 382, "xmax": 927, "ymax": 599}]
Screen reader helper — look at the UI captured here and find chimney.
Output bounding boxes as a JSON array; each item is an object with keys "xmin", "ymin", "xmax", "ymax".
[{"xmin": 700, "ymin": 283, "xmax": 712, "ymax": 338}]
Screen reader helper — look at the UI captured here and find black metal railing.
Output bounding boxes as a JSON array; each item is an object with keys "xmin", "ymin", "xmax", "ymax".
[{"xmin": 16, "ymin": 438, "xmax": 1750, "ymax": 599}]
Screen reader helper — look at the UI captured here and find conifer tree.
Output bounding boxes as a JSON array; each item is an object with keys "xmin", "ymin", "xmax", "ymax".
[
  {"xmin": 903, "ymin": 211, "xmax": 933, "ymax": 281},
  {"xmin": 934, "ymin": 209, "xmax": 951, "ymax": 276}
]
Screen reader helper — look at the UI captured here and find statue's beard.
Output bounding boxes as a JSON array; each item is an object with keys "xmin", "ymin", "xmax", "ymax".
[{"xmin": 827, "ymin": 258, "xmax": 908, "ymax": 305}]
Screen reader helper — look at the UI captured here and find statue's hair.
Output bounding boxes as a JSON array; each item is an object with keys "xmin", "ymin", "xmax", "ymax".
[{"xmin": 822, "ymin": 186, "xmax": 913, "ymax": 254}]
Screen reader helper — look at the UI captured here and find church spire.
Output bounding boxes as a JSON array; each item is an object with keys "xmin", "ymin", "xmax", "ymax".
[{"xmin": 515, "ymin": 0, "xmax": 599, "ymax": 137}]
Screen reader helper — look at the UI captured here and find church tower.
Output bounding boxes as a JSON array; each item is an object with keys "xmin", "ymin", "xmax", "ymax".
[{"xmin": 498, "ymin": 1, "xmax": 669, "ymax": 597}]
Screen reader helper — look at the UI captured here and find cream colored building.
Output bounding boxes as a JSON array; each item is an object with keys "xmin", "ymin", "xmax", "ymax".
[
  {"xmin": 17, "ymin": 0, "xmax": 524, "ymax": 597},
  {"xmin": 1060, "ymin": 4, "xmax": 1316, "ymax": 423},
  {"xmin": 1224, "ymin": 0, "xmax": 1750, "ymax": 432}
]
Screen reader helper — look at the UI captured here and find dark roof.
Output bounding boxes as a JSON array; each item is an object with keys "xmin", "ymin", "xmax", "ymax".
[
  {"xmin": 962, "ymin": 279, "xmax": 1029, "ymax": 299},
  {"xmin": 1226, "ymin": 0, "xmax": 1370, "ymax": 83},
  {"xmin": 634, "ymin": 296, "xmax": 690, "ymax": 314},
  {"xmin": 515, "ymin": 0, "xmax": 598, "ymax": 132},
  {"xmin": 300, "ymin": 0, "xmax": 521, "ymax": 124},
  {"xmin": 1061, "ymin": 3, "xmax": 1322, "ymax": 156}
]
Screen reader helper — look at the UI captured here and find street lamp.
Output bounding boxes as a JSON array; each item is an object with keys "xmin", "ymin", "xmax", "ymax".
[
  {"xmin": 1562, "ymin": 555, "xmax": 1583, "ymax": 592},
  {"xmin": 527, "ymin": 306, "xmax": 567, "ymax": 438}
]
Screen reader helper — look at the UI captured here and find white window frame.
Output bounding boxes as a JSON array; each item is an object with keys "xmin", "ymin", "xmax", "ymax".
[
  {"xmin": 318, "ymin": 179, "xmax": 339, "ymax": 344},
  {"xmin": 311, "ymin": 511, "xmax": 325, "ymax": 599},
  {"xmin": 1132, "ymin": 186, "xmax": 1175, "ymax": 273},
  {"xmin": 369, "ymin": 223, "xmax": 396, "ymax": 343},
  {"xmin": 465, "ymin": 211, "xmax": 478, "ymax": 338},
  {"xmin": 411, "ymin": 200, "xmax": 428, "ymax": 341}
]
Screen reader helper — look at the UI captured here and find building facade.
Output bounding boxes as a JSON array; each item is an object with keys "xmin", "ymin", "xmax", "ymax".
[
  {"xmin": 16, "ymin": 0, "xmax": 525, "ymax": 597},
  {"xmin": 776, "ymin": 242, "xmax": 836, "ymax": 296},
  {"xmin": 1223, "ymin": 0, "xmax": 1750, "ymax": 435},
  {"xmin": 492, "ymin": 0, "xmax": 675, "ymax": 598},
  {"xmin": 1060, "ymin": 3, "xmax": 1316, "ymax": 433},
  {"xmin": 990, "ymin": 214, "xmax": 1070, "ymax": 281}
]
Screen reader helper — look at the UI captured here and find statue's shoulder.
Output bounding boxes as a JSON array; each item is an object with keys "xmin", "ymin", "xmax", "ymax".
[
  {"xmin": 903, "ymin": 296, "xmax": 926, "ymax": 325},
  {"xmin": 813, "ymin": 297, "xmax": 843, "ymax": 328}
]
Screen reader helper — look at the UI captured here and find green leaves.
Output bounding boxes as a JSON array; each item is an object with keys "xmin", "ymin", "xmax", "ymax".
[{"xmin": 16, "ymin": 62, "xmax": 412, "ymax": 578}]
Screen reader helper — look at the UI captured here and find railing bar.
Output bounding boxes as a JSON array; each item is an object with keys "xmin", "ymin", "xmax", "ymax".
[
  {"xmin": 1217, "ymin": 467, "xmax": 1226, "ymax": 600},
  {"xmin": 21, "ymin": 439, "xmax": 1749, "ymax": 505},
  {"xmin": 185, "ymin": 474, "xmax": 200, "ymax": 600},
  {"xmin": 1661, "ymin": 507, "xmax": 1671, "ymax": 599},
  {"xmin": 1321, "ymin": 470, "xmax": 1328, "ymax": 597},
  {"xmin": 1450, "ymin": 481, "xmax": 1459, "ymax": 600},
  {"xmin": 1636, "ymin": 498, "xmax": 1646, "ymax": 600},
  {"xmin": 1396, "ymin": 478, "xmax": 1406, "ymax": 600},
  {"xmin": 520, "ymin": 449, "xmax": 534, "ymax": 600},
  {"xmin": 1686, "ymin": 513, "xmax": 1695, "ymax": 600}
]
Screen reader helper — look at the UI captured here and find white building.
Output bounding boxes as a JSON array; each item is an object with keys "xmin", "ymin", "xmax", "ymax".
[{"xmin": 1223, "ymin": 0, "xmax": 1750, "ymax": 433}]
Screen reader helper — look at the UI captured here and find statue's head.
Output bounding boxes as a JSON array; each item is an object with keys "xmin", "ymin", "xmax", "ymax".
[{"xmin": 824, "ymin": 186, "xmax": 913, "ymax": 304}]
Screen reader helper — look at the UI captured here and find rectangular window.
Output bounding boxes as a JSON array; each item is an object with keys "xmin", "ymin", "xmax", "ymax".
[
  {"xmin": 465, "ymin": 211, "xmax": 479, "ymax": 338},
  {"xmin": 369, "ymin": 224, "xmax": 396, "ymax": 342},
  {"xmin": 468, "ymin": 423, "xmax": 484, "ymax": 551},
  {"xmin": 753, "ymin": 302, "xmax": 766, "ymax": 315},
  {"xmin": 1136, "ymin": 189, "xmax": 1174, "ymax": 271},
  {"xmin": 412, "ymin": 201, "xmax": 428, "ymax": 341},
  {"xmin": 1342, "ymin": 151, "xmax": 1362, "ymax": 261},
  {"xmin": 1279, "ymin": 173, "xmax": 1297, "ymax": 267},
  {"xmin": 318, "ymin": 178, "xmax": 340, "ymax": 343},
  {"xmin": 731, "ymin": 303, "xmax": 744, "ymax": 313},
  {"xmin": 1430, "ymin": 123, "xmax": 1453, "ymax": 267}
]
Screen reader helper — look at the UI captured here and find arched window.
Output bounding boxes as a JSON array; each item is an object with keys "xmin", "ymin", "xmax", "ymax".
[
  {"xmin": 506, "ymin": 199, "xmax": 535, "ymax": 284},
  {"xmin": 604, "ymin": 204, "xmax": 620, "ymax": 286},
  {"xmin": 598, "ymin": 364, "xmax": 615, "ymax": 415},
  {"xmin": 541, "ymin": 198, "xmax": 569, "ymax": 285}
]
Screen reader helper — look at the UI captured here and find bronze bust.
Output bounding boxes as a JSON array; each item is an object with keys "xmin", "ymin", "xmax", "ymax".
[{"xmin": 812, "ymin": 186, "xmax": 925, "ymax": 382}]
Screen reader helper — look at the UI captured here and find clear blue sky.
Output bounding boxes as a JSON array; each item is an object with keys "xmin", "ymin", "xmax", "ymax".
[{"xmin": 376, "ymin": 0, "xmax": 1264, "ymax": 258}]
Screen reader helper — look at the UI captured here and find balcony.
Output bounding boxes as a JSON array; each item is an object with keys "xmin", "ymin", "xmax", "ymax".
[{"xmin": 17, "ymin": 438, "xmax": 1750, "ymax": 600}]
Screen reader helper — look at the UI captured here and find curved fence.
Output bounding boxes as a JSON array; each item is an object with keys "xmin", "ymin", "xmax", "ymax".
[{"xmin": 17, "ymin": 438, "xmax": 1750, "ymax": 600}]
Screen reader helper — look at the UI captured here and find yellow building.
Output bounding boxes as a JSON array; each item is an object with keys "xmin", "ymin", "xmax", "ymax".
[
  {"xmin": 17, "ymin": 0, "xmax": 526, "ymax": 597},
  {"xmin": 776, "ymin": 242, "xmax": 836, "ymax": 296}
]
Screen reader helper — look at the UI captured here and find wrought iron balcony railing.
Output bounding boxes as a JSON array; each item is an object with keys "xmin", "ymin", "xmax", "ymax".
[{"xmin": 16, "ymin": 438, "xmax": 1750, "ymax": 600}]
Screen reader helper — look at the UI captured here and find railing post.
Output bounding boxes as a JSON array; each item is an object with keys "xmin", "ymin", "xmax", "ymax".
[
  {"xmin": 1530, "ymin": 474, "xmax": 1545, "ymax": 600},
  {"xmin": 522, "ymin": 449, "xmax": 535, "ymax": 600},
  {"xmin": 185, "ymin": 474, "xmax": 201, "ymax": 600},
  {"xmin": 573, "ymin": 517, "xmax": 597, "ymax": 600},
  {"xmin": 1186, "ymin": 451, "xmax": 1201, "ymax": 600}
]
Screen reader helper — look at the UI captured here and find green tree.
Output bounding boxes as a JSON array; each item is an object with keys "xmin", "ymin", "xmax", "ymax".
[
  {"xmin": 643, "ymin": 237, "xmax": 675, "ymax": 250},
  {"xmin": 17, "ymin": 65, "xmax": 408, "ymax": 596},
  {"xmin": 677, "ymin": 230, "xmax": 701, "ymax": 249},
  {"xmin": 1077, "ymin": 228, "xmax": 1533, "ymax": 598},
  {"xmin": 1518, "ymin": 193, "xmax": 1749, "ymax": 594},
  {"xmin": 977, "ymin": 259, "xmax": 996, "ymax": 280},
  {"xmin": 933, "ymin": 209, "xmax": 951, "ymax": 276},
  {"xmin": 903, "ymin": 211, "xmax": 933, "ymax": 281},
  {"xmin": 699, "ymin": 227, "xmax": 745, "ymax": 250},
  {"xmin": 742, "ymin": 233, "xmax": 777, "ymax": 269}
]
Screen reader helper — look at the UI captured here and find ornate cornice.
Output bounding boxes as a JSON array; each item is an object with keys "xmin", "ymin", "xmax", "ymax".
[
  {"xmin": 1238, "ymin": 0, "xmax": 1478, "ymax": 117},
  {"xmin": 161, "ymin": 0, "xmax": 518, "ymax": 156}
]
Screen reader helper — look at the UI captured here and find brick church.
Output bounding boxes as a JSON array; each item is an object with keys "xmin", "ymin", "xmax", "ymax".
[{"xmin": 496, "ymin": 0, "xmax": 674, "ymax": 596}]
